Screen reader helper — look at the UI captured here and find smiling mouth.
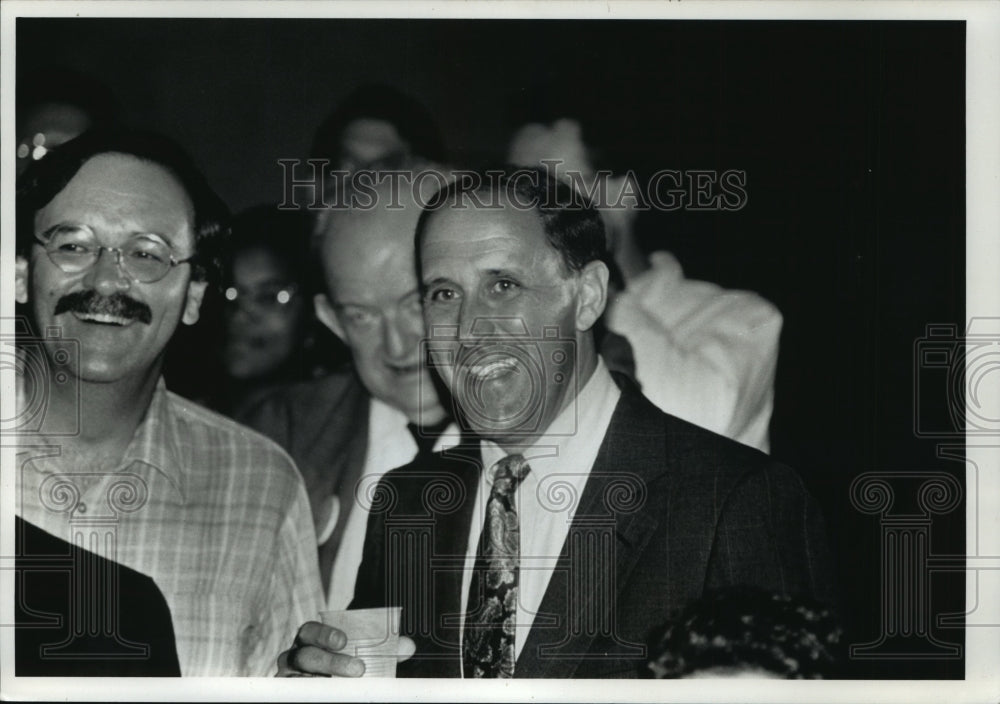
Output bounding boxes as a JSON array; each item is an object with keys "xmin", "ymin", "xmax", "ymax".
[
  {"xmin": 387, "ymin": 362, "xmax": 422, "ymax": 376},
  {"xmin": 72, "ymin": 312, "xmax": 134, "ymax": 326}
]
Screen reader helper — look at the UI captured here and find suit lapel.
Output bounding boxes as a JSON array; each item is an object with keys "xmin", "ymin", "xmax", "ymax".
[
  {"xmin": 515, "ymin": 385, "xmax": 666, "ymax": 678},
  {"xmin": 397, "ymin": 445, "xmax": 481, "ymax": 678}
]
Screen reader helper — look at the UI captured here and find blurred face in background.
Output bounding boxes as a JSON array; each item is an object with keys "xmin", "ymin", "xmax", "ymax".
[
  {"xmin": 223, "ymin": 245, "xmax": 305, "ymax": 380},
  {"xmin": 16, "ymin": 103, "xmax": 93, "ymax": 177},
  {"xmin": 337, "ymin": 118, "xmax": 410, "ymax": 173}
]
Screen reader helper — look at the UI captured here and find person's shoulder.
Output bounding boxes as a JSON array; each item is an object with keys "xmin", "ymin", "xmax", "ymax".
[
  {"xmin": 237, "ymin": 368, "xmax": 367, "ymax": 423},
  {"xmin": 637, "ymin": 250, "xmax": 783, "ymax": 332},
  {"xmin": 615, "ymin": 382, "xmax": 788, "ymax": 487},
  {"xmin": 164, "ymin": 389, "xmax": 302, "ymax": 482},
  {"xmin": 662, "ymin": 409, "xmax": 808, "ymax": 501}
]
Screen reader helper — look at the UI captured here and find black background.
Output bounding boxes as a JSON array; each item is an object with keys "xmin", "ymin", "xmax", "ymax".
[{"xmin": 17, "ymin": 18, "xmax": 966, "ymax": 679}]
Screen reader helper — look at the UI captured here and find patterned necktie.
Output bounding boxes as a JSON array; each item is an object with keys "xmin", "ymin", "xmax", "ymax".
[{"xmin": 463, "ymin": 453, "xmax": 531, "ymax": 678}]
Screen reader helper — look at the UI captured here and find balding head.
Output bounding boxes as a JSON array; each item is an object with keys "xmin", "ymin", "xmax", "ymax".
[
  {"xmin": 316, "ymin": 179, "xmax": 429, "ymax": 295},
  {"xmin": 313, "ymin": 170, "xmax": 449, "ymax": 424}
]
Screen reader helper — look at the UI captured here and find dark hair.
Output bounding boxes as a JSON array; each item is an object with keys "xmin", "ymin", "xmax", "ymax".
[
  {"xmin": 645, "ymin": 587, "xmax": 843, "ymax": 679},
  {"xmin": 311, "ymin": 84, "xmax": 446, "ymax": 166},
  {"xmin": 415, "ymin": 166, "xmax": 611, "ymax": 277},
  {"xmin": 16, "ymin": 127, "xmax": 230, "ymax": 285},
  {"xmin": 225, "ymin": 205, "xmax": 314, "ymax": 291}
]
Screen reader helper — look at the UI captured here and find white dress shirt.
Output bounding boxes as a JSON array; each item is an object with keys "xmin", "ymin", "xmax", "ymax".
[
  {"xmin": 326, "ymin": 399, "xmax": 459, "ymax": 610},
  {"xmin": 459, "ymin": 360, "xmax": 621, "ymax": 670}
]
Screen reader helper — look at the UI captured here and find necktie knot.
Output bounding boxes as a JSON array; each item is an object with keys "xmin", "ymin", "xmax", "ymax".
[{"xmin": 490, "ymin": 453, "xmax": 530, "ymax": 496}]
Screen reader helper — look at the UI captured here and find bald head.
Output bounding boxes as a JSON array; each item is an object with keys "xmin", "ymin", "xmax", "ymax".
[
  {"xmin": 312, "ymin": 172, "xmax": 448, "ymax": 424},
  {"xmin": 315, "ymin": 171, "xmax": 449, "ymax": 291},
  {"xmin": 317, "ymin": 186, "xmax": 423, "ymax": 290}
]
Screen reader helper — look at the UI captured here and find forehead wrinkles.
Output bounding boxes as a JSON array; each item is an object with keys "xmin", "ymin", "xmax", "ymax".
[
  {"xmin": 422, "ymin": 233, "xmax": 570, "ymax": 283},
  {"xmin": 421, "ymin": 204, "xmax": 570, "ymax": 273}
]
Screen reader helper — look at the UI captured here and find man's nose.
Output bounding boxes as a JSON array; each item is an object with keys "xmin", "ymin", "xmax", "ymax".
[
  {"xmin": 460, "ymin": 301, "xmax": 526, "ymax": 340},
  {"xmin": 457, "ymin": 297, "xmax": 489, "ymax": 340},
  {"xmin": 226, "ymin": 302, "xmax": 259, "ymax": 326},
  {"xmin": 382, "ymin": 311, "xmax": 420, "ymax": 361},
  {"xmin": 82, "ymin": 248, "xmax": 132, "ymax": 295}
]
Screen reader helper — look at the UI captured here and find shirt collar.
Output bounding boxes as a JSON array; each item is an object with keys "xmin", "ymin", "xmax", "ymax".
[
  {"xmin": 368, "ymin": 397, "xmax": 462, "ymax": 460},
  {"xmin": 122, "ymin": 377, "xmax": 188, "ymax": 502},
  {"xmin": 16, "ymin": 370, "xmax": 188, "ymax": 501},
  {"xmin": 480, "ymin": 359, "xmax": 621, "ymax": 483}
]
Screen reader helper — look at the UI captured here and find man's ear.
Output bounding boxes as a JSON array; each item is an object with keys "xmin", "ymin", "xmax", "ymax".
[
  {"xmin": 314, "ymin": 293, "xmax": 345, "ymax": 342},
  {"xmin": 181, "ymin": 280, "xmax": 208, "ymax": 326},
  {"xmin": 15, "ymin": 257, "xmax": 29, "ymax": 304},
  {"xmin": 575, "ymin": 259, "xmax": 609, "ymax": 332}
]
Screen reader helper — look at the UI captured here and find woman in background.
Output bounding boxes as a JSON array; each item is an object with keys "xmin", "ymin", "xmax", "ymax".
[{"xmin": 169, "ymin": 205, "xmax": 346, "ymax": 417}]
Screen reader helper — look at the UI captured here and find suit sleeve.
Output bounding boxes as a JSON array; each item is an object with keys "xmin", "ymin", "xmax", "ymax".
[{"xmin": 705, "ymin": 463, "xmax": 838, "ymax": 609}]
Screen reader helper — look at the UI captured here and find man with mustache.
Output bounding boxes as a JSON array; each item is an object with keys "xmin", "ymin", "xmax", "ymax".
[
  {"xmin": 13, "ymin": 128, "xmax": 323, "ymax": 675},
  {"xmin": 281, "ymin": 168, "xmax": 835, "ymax": 678}
]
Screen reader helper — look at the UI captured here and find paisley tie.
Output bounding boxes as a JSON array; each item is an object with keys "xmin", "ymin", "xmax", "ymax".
[{"xmin": 463, "ymin": 453, "xmax": 531, "ymax": 678}]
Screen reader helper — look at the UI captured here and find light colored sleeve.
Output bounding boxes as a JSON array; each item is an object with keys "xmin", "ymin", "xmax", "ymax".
[
  {"xmin": 608, "ymin": 255, "xmax": 782, "ymax": 452},
  {"xmin": 245, "ymin": 471, "xmax": 324, "ymax": 676}
]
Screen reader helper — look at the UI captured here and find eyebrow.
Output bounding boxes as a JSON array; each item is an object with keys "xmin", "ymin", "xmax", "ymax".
[
  {"xmin": 484, "ymin": 268, "xmax": 520, "ymax": 278},
  {"xmin": 332, "ymin": 300, "xmax": 372, "ymax": 310}
]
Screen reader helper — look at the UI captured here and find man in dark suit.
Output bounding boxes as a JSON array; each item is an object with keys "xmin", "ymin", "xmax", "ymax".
[{"xmin": 279, "ymin": 167, "xmax": 835, "ymax": 678}]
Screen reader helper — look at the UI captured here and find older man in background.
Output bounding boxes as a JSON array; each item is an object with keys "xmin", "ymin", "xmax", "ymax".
[{"xmin": 240, "ymin": 168, "xmax": 459, "ymax": 608}]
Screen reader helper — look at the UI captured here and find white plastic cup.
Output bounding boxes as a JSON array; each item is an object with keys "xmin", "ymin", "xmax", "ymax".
[{"xmin": 319, "ymin": 606, "xmax": 402, "ymax": 678}]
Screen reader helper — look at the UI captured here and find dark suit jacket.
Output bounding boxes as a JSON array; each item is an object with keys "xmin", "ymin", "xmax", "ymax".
[
  {"xmin": 351, "ymin": 382, "xmax": 835, "ymax": 678},
  {"xmin": 15, "ymin": 517, "xmax": 181, "ymax": 676},
  {"xmin": 238, "ymin": 371, "xmax": 371, "ymax": 593}
]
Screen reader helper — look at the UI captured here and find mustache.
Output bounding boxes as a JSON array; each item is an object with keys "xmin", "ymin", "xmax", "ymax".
[{"xmin": 53, "ymin": 290, "xmax": 153, "ymax": 325}]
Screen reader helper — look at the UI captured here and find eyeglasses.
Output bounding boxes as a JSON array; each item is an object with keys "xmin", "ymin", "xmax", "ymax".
[
  {"xmin": 224, "ymin": 283, "xmax": 299, "ymax": 312},
  {"xmin": 34, "ymin": 224, "xmax": 195, "ymax": 284}
]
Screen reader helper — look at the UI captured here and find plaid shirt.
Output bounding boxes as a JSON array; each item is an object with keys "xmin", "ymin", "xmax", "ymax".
[{"xmin": 16, "ymin": 379, "xmax": 323, "ymax": 676}]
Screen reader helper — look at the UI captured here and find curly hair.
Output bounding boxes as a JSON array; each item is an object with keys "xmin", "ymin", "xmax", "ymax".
[{"xmin": 645, "ymin": 587, "xmax": 843, "ymax": 679}]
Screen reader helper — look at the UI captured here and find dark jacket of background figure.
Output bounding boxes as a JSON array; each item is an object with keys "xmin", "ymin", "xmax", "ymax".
[
  {"xmin": 351, "ymin": 381, "xmax": 837, "ymax": 678},
  {"xmin": 15, "ymin": 516, "xmax": 181, "ymax": 676},
  {"xmin": 238, "ymin": 370, "xmax": 370, "ymax": 593}
]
